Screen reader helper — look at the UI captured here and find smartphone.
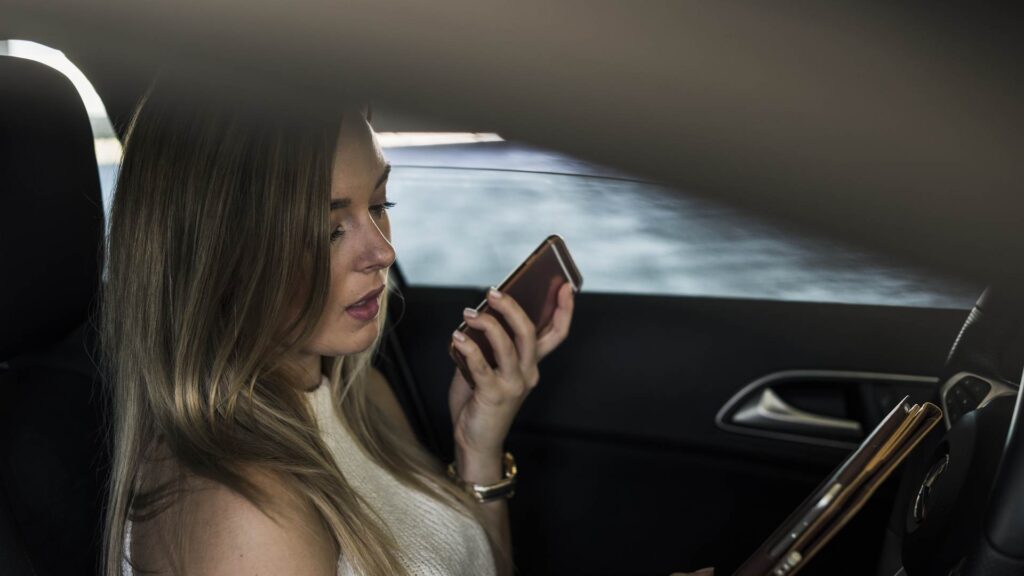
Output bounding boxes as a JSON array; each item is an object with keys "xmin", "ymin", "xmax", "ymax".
[{"xmin": 449, "ymin": 234, "xmax": 583, "ymax": 388}]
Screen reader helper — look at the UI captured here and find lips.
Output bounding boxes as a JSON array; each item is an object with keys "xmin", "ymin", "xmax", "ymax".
[{"xmin": 346, "ymin": 285, "xmax": 385, "ymax": 309}]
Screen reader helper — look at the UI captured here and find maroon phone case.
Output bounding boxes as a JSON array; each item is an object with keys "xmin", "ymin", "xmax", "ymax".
[{"xmin": 449, "ymin": 234, "xmax": 582, "ymax": 388}]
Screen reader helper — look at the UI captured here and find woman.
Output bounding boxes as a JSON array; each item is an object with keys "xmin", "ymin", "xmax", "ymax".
[{"xmin": 101, "ymin": 84, "xmax": 575, "ymax": 576}]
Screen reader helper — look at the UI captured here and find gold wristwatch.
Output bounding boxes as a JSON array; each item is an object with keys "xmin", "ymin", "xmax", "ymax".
[{"xmin": 446, "ymin": 452, "xmax": 517, "ymax": 503}]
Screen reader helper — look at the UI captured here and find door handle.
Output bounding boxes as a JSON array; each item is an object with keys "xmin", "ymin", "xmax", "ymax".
[
  {"xmin": 717, "ymin": 370, "xmax": 937, "ymax": 448},
  {"xmin": 731, "ymin": 387, "xmax": 863, "ymax": 439}
]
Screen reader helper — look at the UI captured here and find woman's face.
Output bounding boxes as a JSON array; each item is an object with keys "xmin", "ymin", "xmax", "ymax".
[{"xmin": 300, "ymin": 109, "xmax": 396, "ymax": 362}]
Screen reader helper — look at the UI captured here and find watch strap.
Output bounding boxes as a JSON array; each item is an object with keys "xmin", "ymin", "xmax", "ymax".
[{"xmin": 447, "ymin": 451, "xmax": 517, "ymax": 503}]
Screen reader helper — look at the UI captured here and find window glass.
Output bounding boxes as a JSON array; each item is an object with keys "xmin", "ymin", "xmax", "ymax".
[
  {"xmin": 386, "ymin": 141, "xmax": 979, "ymax": 308},
  {"xmin": 0, "ymin": 41, "xmax": 976, "ymax": 309}
]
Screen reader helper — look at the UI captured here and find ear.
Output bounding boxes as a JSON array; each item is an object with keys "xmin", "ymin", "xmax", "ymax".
[{"xmin": 365, "ymin": 102, "xmax": 374, "ymax": 124}]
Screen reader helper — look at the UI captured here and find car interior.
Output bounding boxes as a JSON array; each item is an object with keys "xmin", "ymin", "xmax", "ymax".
[{"xmin": 2, "ymin": 3, "xmax": 1023, "ymax": 575}]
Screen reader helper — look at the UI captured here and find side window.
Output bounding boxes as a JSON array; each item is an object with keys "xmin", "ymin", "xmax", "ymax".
[
  {"xmin": 385, "ymin": 140, "xmax": 979, "ymax": 308},
  {"xmin": 0, "ymin": 42, "xmax": 976, "ymax": 310},
  {"xmin": 0, "ymin": 39, "xmax": 121, "ymax": 215}
]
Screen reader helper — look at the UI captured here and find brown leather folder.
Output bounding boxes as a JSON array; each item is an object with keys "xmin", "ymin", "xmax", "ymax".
[{"xmin": 734, "ymin": 397, "xmax": 943, "ymax": 576}]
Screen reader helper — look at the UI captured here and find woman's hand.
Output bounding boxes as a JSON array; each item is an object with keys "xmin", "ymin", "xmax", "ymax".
[{"xmin": 448, "ymin": 283, "xmax": 575, "ymax": 483}]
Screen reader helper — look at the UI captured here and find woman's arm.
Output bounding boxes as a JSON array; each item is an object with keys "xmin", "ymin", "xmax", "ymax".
[
  {"xmin": 452, "ymin": 448, "xmax": 514, "ymax": 576},
  {"xmin": 368, "ymin": 284, "xmax": 575, "ymax": 576},
  {"xmin": 366, "ymin": 367, "xmax": 514, "ymax": 575},
  {"xmin": 446, "ymin": 284, "xmax": 576, "ymax": 576},
  {"xmin": 169, "ymin": 471, "xmax": 339, "ymax": 576}
]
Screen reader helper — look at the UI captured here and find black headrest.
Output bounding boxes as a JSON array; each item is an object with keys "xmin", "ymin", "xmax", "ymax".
[{"xmin": 0, "ymin": 56, "xmax": 105, "ymax": 361}]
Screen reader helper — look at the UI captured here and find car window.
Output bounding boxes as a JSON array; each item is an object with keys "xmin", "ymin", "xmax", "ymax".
[
  {"xmin": 1, "ymin": 40, "xmax": 977, "ymax": 309},
  {"xmin": 0, "ymin": 39, "xmax": 121, "ymax": 215},
  {"xmin": 387, "ymin": 141, "xmax": 979, "ymax": 308}
]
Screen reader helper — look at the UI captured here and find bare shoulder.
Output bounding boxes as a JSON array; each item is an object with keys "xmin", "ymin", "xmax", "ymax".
[
  {"xmin": 132, "ymin": 463, "xmax": 337, "ymax": 576},
  {"xmin": 365, "ymin": 366, "xmax": 419, "ymax": 443},
  {"xmin": 182, "ymin": 470, "xmax": 337, "ymax": 574}
]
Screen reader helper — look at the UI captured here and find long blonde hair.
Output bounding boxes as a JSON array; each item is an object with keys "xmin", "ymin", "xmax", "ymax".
[{"xmin": 101, "ymin": 84, "xmax": 497, "ymax": 575}]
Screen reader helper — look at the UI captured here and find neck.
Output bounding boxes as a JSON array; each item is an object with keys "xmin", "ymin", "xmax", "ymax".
[{"xmin": 292, "ymin": 352, "xmax": 324, "ymax": 391}]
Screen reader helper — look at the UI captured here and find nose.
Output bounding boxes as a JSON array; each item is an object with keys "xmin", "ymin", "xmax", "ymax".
[{"xmin": 355, "ymin": 216, "xmax": 396, "ymax": 273}]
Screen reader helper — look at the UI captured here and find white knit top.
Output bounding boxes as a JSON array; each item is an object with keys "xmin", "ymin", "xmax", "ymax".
[
  {"xmin": 309, "ymin": 375, "xmax": 496, "ymax": 575},
  {"xmin": 123, "ymin": 375, "xmax": 496, "ymax": 575}
]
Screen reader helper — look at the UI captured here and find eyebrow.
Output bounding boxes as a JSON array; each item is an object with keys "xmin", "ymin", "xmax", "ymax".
[{"xmin": 330, "ymin": 163, "xmax": 392, "ymax": 211}]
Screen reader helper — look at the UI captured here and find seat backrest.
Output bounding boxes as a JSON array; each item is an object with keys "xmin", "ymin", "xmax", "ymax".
[{"xmin": 0, "ymin": 55, "xmax": 108, "ymax": 576}]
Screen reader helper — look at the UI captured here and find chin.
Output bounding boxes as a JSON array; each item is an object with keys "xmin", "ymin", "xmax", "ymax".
[{"xmin": 334, "ymin": 321, "xmax": 381, "ymax": 356}]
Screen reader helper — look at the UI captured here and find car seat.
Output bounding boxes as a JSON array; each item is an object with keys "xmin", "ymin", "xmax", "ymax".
[{"xmin": 0, "ymin": 55, "xmax": 109, "ymax": 575}]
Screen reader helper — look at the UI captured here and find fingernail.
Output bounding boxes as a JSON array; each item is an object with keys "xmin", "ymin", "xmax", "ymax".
[
  {"xmin": 452, "ymin": 330, "xmax": 467, "ymax": 342},
  {"xmin": 489, "ymin": 287, "xmax": 503, "ymax": 299},
  {"xmin": 463, "ymin": 307, "xmax": 479, "ymax": 318}
]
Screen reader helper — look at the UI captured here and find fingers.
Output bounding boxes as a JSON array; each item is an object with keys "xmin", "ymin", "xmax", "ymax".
[
  {"xmin": 451, "ymin": 327, "xmax": 526, "ymax": 406},
  {"xmin": 454, "ymin": 284, "xmax": 573, "ymax": 397},
  {"xmin": 482, "ymin": 287, "xmax": 538, "ymax": 372},
  {"xmin": 537, "ymin": 282, "xmax": 575, "ymax": 359},
  {"xmin": 461, "ymin": 306, "xmax": 517, "ymax": 375},
  {"xmin": 451, "ymin": 329, "xmax": 496, "ymax": 384}
]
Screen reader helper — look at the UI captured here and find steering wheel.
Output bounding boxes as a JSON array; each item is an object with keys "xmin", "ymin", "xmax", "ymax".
[{"xmin": 897, "ymin": 287, "xmax": 1024, "ymax": 575}]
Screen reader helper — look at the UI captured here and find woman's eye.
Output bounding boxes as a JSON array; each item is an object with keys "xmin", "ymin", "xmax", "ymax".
[
  {"xmin": 370, "ymin": 201, "xmax": 397, "ymax": 218},
  {"xmin": 332, "ymin": 202, "xmax": 395, "ymax": 243}
]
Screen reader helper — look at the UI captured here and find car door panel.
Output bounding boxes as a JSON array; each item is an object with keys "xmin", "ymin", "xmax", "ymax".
[{"xmin": 385, "ymin": 286, "xmax": 966, "ymax": 575}]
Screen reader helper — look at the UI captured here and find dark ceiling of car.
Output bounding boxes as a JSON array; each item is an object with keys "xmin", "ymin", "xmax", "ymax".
[{"xmin": 2, "ymin": 1, "xmax": 1021, "ymax": 286}]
